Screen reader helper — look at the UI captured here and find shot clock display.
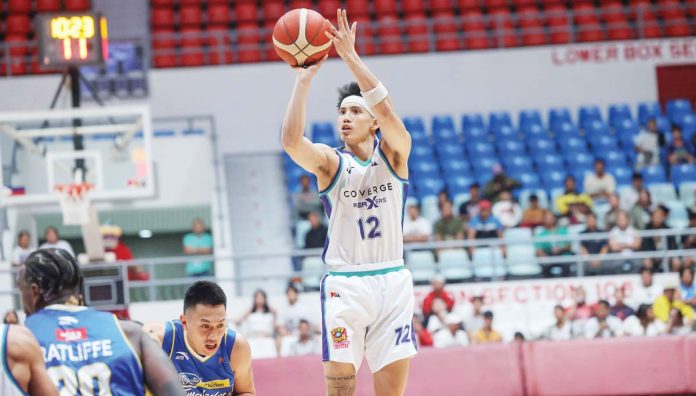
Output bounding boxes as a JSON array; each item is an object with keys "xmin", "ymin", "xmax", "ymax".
[{"xmin": 36, "ymin": 13, "xmax": 109, "ymax": 67}]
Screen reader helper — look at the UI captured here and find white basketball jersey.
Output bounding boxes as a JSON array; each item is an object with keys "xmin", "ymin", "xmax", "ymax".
[
  {"xmin": 319, "ymin": 140, "xmax": 408, "ymax": 271},
  {"xmin": 0, "ymin": 325, "xmax": 26, "ymax": 396}
]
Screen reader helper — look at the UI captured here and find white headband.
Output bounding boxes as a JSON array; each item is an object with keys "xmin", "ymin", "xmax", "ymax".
[{"xmin": 340, "ymin": 95, "xmax": 375, "ymax": 119}]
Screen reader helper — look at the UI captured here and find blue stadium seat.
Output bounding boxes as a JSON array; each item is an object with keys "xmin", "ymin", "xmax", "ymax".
[
  {"xmin": 534, "ymin": 153, "xmax": 564, "ymax": 169},
  {"xmin": 403, "ymin": 116, "xmax": 426, "ymax": 133},
  {"xmin": 519, "ymin": 109, "xmax": 543, "ymax": 130},
  {"xmin": 541, "ymin": 169, "xmax": 567, "ymax": 191},
  {"xmin": 571, "ymin": 167, "xmax": 593, "ymax": 187},
  {"xmin": 558, "ymin": 136, "xmax": 588, "ymax": 153},
  {"xmin": 584, "ymin": 120, "xmax": 610, "ymax": 140},
  {"xmin": 679, "ymin": 182, "xmax": 696, "ymax": 208},
  {"xmin": 675, "ymin": 113, "xmax": 696, "ymax": 140},
  {"xmin": 462, "ymin": 113, "xmax": 485, "ymax": 130},
  {"xmin": 528, "ymin": 138, "xmax": 557, "ymax": 155},
  {"xmin": 566, "ymin": 152, "xmax": 594, "ymax": 168},
  {"xmin": 466, "ymin": 141, "xmax": 495, "ymax": 156},
  {"xmin": 414, "ymin": 177, "xmax": 445, "ymax": 199},
  {"xmin": 552, "ymin": 121, "xmax": 580, "ymax": 137},
  {"xmin": 655, "ymin": 115, "xmax": 672, "ymax": 134},
  {"xmin": 494, "ymin": 125, "xmax": 518, "ymax": 141},
  {"xmin": 523, "ymin": 124, "xmax": 548, "ymax": 140},
  {"xmin": 611, "ymin": 166, "xmax": 633, "ymax": 186},
  {"xmin": 446, "ymin": 175, "xmax": 476, "ymax": 195},
  {"xmin": 313, "ymin": 133, "xmax": 339, "ymax": 147},
  {"xmin": 579, "ymin": 105, "xmax": 603, "ymax": 128},
  {"xmin": 591, "ymin": 135, "xmax": 620, "ymax": 151},
  {"xmin": 498, "ymin": 140, "xmax": 526, "ymax": 156},
  {"xmin": 516, "ymin": 172, "xmax": 542, "ymax": 190},
  {"xmin": 432, "ymin": 114, "xmax": 455, "ymax": 133},
  {"xmin": 648, "ymin": 183, "xmax": 678, "ymax": 204},
  {"xmin": 666, "ymin": 99, "xmax": 693, "ymax": 123},
  {"xmin": 505, "ymin": 156, "xmax": 534, "ymax": 174},
  {"xmin": 441, "ymin": 158, "xmax": 471, "ymax": 176},
  {"xmin": 410, "ymin": 128, "xmax": 429, "ymax": 144},
  {"xmin": 671, "ymin": 164, "xmax": 696, "ymax": 185},
  {"xmin": 311, "ymin": 122, "xmax": 333, "ymax": 140},
  {"xmin": 436, "ymin": 142, "xmax": 465, "ymax": 160},
  {"xmin": 472, "ymin": 156, "xmax": 498, "ymax": 171},
  {"xmin": 433, "ymin": 127, "xmax": 460, "ymax": 144},
  {"xmin": 608, "ymin": 104, "xmax": 632, "ymax": 127},
  {"xmin": 475, "ymin": 169, "xmax": 494, "ymax": 185},
  {"xmin": 463, "ymin": 125, "xmax": 489, "ymax": 141},
  {"xmin": 641, "ymin": 165, "xmax": 667, "ymax": 185},
  {"xmin": 549, "ymin": 107, "xmax": 572, "ymax": 128},
  {"xmin": 615, "ymin": 118, "xmax": 639, "ymax": 136},
  {"xmin": 410, "ymin": 145, "xmax": 435, "ymax": 160},
  {"xmin": 595, "ymin": 149, "xmax": 627, "ymax": 168},
  {"xmin": 665, "ymin": 200, "xmax": 689, "ymax": 229},
  {"xmin": 638, "ymin": 101, "xmax": 662, "ymax": 126},
  {"xmin": 489, "ymin": 111, "xmax": 512, "ymax": 130}
]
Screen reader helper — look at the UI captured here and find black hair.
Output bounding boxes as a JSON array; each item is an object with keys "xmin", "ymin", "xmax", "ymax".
[
  {"xmin": 183, "ymin": 281, "xmax": 227, "ymax": 312},
  {"xmin": 554, "ymin": 304, "xmax": 564, "ymax": 311},
  {"xmin": 44, "ymin": 226, "xmax": 59, "ymax": 238},
  {"xmin": 640, "ymin": 267, "xmax": 653, "ymax": 275},
  {"xmin": 470, "ymin": 183, "xmax": 480, "ymax": 189},
  {"xmin": 336, "ymin": 81, "xmax": 362, "ymax": 108},
  {"xmin": 483, "ymin": 310, "xmax": 493, "ymax": 318},
  {"xmin": 287, "ymin": 284, "xmax": 298, "ymax": 294},
  {"xmin": 565, "ymin": 175, "xmax": 575, "ymax": 183},
  {"xmin": 251, "ymin": 289, "xmax": 271, "ymax": 313},
  {"xmin": 529, "ymin": 193, "xmax": 538, "ymax": 201},
  {"xmin": 632, "ymin": 172, "xmax": 643, "ymax": 180},
  {"xmin": 299, "ymin": 319, "xmax": 310, "ymax": 326},
  {"xmin": 594, "ymin": 158, "xmax": 605, "ymax": 166},
  {"xmin": 597, "ymin": 299, "xmax": 610, "ymax": 308},
  {"xmin": 514, "ymin": 332, "xmax": 525, "ymax": 340},
  {"xmin": 23, "ymin": 249, "xmax": 83, "ymax": 305},
  {"xmin": 636, "ymin": 304, "xmax": 652, "ymax": 321},
  {"xmin": 17, "ymin": 230, "xmax": 30, "ymax": 240},
  {"xmin": 680, "ymin": 266, "xmax": 694, "ymax": 278}
]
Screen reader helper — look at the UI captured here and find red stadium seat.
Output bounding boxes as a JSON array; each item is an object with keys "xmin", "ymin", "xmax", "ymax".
[
  {"xmin": 544, "ymin": 4, "xmax": 568, "ymax": 24},
  {"xmin": 461, "ymin": 10, "xmax": 486, "ymax": 31},
  {"xmin": 517, "ymin": 6, "xmax": 541, "ymax": 28},
  {"xmin": 235, "ymin": 2, "xmax": 258, "ymax": 23},
  {"xmin": 513, "ymin": 0, "xmax": 537, "ymax": 8},
  {"xmin": 549, "ymin": 25, "xmax": 571, "ymax": 44},
  {"xmin": 35, "ymin": 0, "xmax": 61, "ymax": 12},
  {"xmin": 179, "ymin": 0, "xmax": 201, "ymax": 5},
  {"xmin": 374, "ymin": 0, "xmax": 398, "ymax": 15},
  {"xmin": 628, "ymin": 1, "xmax": 655, "ymax": 20},
  {"xmin": 607, "ymin": 21, "xmax": 634, "ymax": 40},
  {"xmin": 289, "ymin": 0, "xmax": 312, "ymax": 8},
  {"xmin": 5, "ymin": 15, "xmax": 31, "ymax": 35},
  {"xmin": 488, "ymin": 8, "xmax": 514, "ymax": 30},
  {"xmin": 665, "ymin": 18, "xmax": 691, "ymax": 37},
  {"xmin": 405, "ymin": 15, "xmax": 429, "ymax": 53},
  {"xmin": 577, "ymin": 23, "xmax": 605, "ymax": 42},
  {"xmin": 464, "ymin": 30, "xmax": 490, "ymax": 50},
  {"xmin": 179, "ymin": 6, "xmax": 203, "ymax": 27},
  {"xmin": 433, "ymin": 15, "xmax": 461, "ymax": 52},
  {"xmin": 236, "ymin": 23, "xmax": 260, "ymax": 63},
  {"xmin": 377, "ymin": 15, "xmax": 404, "ymax": 55},
  {"xmin": 153, "ymin": 53, "xmax": 177, "ymax": 68},
  {"xmin": 638, "ymin": 19, "xmax": 662, "ymax": 38},
  {"xmin": 206, "ymin": 26, "xmax": 233, "ymax": 64},
  {"xmin": 657, "ymin": 0, "xmax": 684, "ymax": 19},
  {"xmin": 540, "ymin": 0, "xmax": 565, "ymax": 6},
  {"xmin": 402, "ymin": 0, "xmax": 424, "ymax": 15},
  {"xmin": 8, "ymin": 0, "xmax": 32, "ymax": 13},
  {"xmin": 151, "ymin": 7, "xmax": 175, "ymax": 28},
  {"xmin": 7, "ymin": 58, "xmax": 27, "ymax": 76},
  {"xmin": 319, "ymin": 0, "xmax": 342, "ymax": 21},
  {"xmin": 64, "ymin": 0, "xmax": 91, "ymax": 11},
  {"xmin": 431, "ymin": 0, "xmax": 454, "ymax": 13},
  {"xmin": 263, "ymin": 1, "xmax": 286, "ymax": 22},
  {"xmin": 522, "ymin": 27, "xmax": 547, "ymax": 46},
  {"xmin": 573, "ymin": 4, "xmax": 599, "ymax": 24},
  {"xmin": 346, "ymin": 0, "xmax": 370, "ymax": 17},
  {"xmin": 150, "ymin": 0, "xmax": 174, "ymax": 7},
  {"xmin": 180, "ymin": 27, "xmax": 204, "ymax": 47},
  {"xmin": 180, "ymin": 52, "xmax": 205, "ymax": 67},
  {"xmin": 601, "ymin": 3, "xmax": 627, "ymax": 23},
  {"xmin": 260, "ymin": 21, "xmax": 277, "ymax": 62},
  {"xmin": 685, "ymin": 0, "xmax": 696, "ymax": 17},
  {"xmin": 4, "ymin": 35, "xmax": 29, "ymax": 57},
  {"xmin": 207, "ymin": 3, "xmax": 229, "ymax": 25},
  {"xmin": 484, "ymin": 0, "xmax": 507, "ymax": 10},
  {"xmin": 152, "ymin": 28, "xmax": 177, "ymax": 48},
  {"xmin": 457, "ymin": 0, "xmax": 481, "ymax": 12},
  {"xmin": 354, "ymin": 15, "xmax": 376, "ymax": 55}
]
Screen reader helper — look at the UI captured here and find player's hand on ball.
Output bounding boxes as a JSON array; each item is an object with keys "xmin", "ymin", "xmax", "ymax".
[
  {"xmin": 325, "ymin": 9, "xmax": 358, "ymax": 60},
  {"xmin": 294, "ymin": 54, "xmax": 328, "ymax": 81}
]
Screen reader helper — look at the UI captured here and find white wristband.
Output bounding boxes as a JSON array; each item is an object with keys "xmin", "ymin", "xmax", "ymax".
[{"xmin": 360, "ymin": 82, "xmax": 388, "ymax": 108}]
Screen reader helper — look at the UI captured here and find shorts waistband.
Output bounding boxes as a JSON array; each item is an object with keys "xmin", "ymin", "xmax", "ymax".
[{"xmin": 328, "ymin": 264, "xmax": 404, "ymax": 277}]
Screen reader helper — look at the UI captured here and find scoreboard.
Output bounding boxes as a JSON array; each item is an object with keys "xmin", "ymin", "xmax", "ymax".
[{"xmin": 36, "ymin": 13, "xmax": 109, "ymax": 67}]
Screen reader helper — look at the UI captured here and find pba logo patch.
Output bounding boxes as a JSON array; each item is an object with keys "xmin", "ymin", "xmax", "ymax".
[
  {"xmin": 55, "ymin": 328, "xmax": 87, "ymax": 342},
  {"xmin": 331, "ymin": 327, "xmax": 349, "ymax": 349},
  {"xmin": 330, "ymin": 291, "xmax": 341, "ymax": 298}
]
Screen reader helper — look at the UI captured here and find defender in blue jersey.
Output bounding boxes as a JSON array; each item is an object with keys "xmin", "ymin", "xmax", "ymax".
[
  {"xmin": 146, "ymin": 281, "xmax": 255, "ymax": 396},
  {"xmin": 0, "ymin": 324, "xmax": 57, "ymax": 396},
  {"xmin": 17, "ymin": 248, "xmax": 184, "ymax": 396}
]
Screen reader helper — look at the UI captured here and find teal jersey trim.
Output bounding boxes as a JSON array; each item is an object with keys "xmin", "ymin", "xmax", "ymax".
[{"xmin": 329, "ymin": 265, "xmax": 404, "ymax": 277}]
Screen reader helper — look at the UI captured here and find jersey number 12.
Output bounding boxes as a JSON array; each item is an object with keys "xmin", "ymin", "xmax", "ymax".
[{"xmin": 357, "ymin": 216, "xmax": 381, "ymax": 240}]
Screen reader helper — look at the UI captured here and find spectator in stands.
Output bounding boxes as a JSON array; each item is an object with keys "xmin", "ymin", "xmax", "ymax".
[
  {"xmin": 102, "ymin": 224, "xmax": 149, "ymax": 281},
  {"xmin": 666, "ymin": 308, "xmax": 692, "ymax": 335},
  {"xmin": 426, "ymin": 298, "xmax": 449, "ymax": 334},
  {"xmin": 403, "ymin": 203, "xmax": 432, "ymax": 243},
  {"xmin": 631, "ymin": 189, "xmax": 653, "ymax": 230},
  {"xmin": 304, "ymin": 211, "xmax": 328, "ymax": 249},
  {"xmin": 584, "ymin": 159, "xmax": 616, "ymax": 203},
  {"xmin": 39, "ymin": 226, "xmax": 74, "ymax": 257},
  {"xmin": 422, "ymin": 274, "xmax": 455, "ymax": 319},
  {"xmin": 535, "ymin": 212, "xmax": 573, "ymax": 277},
  {"xmin": 286, "ymin": 319, "xmax": 321, "ymax": 356},
  {"xmin": 183, "ymin": 218, "xmax": 214, "ymax": 277},
  {"xmin": 604, "ymin": 193, "xmax": 621, "ymax": 230},
  {"xmin": 293, "ymin": 174, "xmax": 323, "ymax": 221},
  {"xmin": 680, "ymin": 267, "xmax": 696, "ymax": 308},
  {"xmin": 467, "ymin": 200, "xmax": 505, "ymax": 256},
  {"xmin": 413, "ymin": 314, "xmax": 433, "ymax": 347},
  {"xmin": 437, "ymin": 190, "xmax": 450, "ymax": 210},
  {"xmin": 276, "ymin": 284, "xmax": 312, "ymax": 337},
  {"xmin": 653, "ymin": 279, "xmax": 694, "ymax": 324},
  {"xmin": 460, "ymin": 295, "xmax": 485, "ymax": 334},
  {"xmin": 546, "ymin": 305, "xmax": 572, "ymax": 341},
  {"xmin": 584, "ymin": 300, "xmax": 623, "ymax": 339},
  {"xmin": 555, "ymin": 176, "xmax": 592, "ymax": 223},
  {"xmin": 3, "ymin": 310, "xmax": 18, "ymax": 325},
  {"xmin": 491, "ymin": 190, "xmax": 522, "ymax": 228},
  {"xmin": 579, "ymin": 213, "xmax": 609, "ymax": 276},
  {"xmin": 459, "ymin": 183, "xmax": 481, "ymax": 221},
  {"xmin": 667, "ymin": 126, "xmax": 695, "ymax": 166},
  {"xmin": 236, "ymin": 289, "xmax": 276, "ymax": 338},
  {"xmin": 434, "ymin": 200, "xmax": 465, "ymax": 241},
  {"xmin": 513, "ymin": 332, "xmax": 525, "ymax": 343},
  {"xmin": 633, "ymin": 268, "xmax": 664, "ymax": 306},
  {"xmin": 620, "ymin": 173, "xmax": 644, "ymax": 211},
  {"xmin": 641, "ymin": 205, "xmax": 682, "ymax": 272},
  {"xmin": 566, "ymin": 286, "xmax": 594, "ymax": 337},
  {"xmin": 471, "ymin": 311, "xmax": 502, "ymax": 344},
  {"xmin": 520, "ymin": 193, "xmax": 547, "ymax": 228},
  {"xmin": 682, "ymin": 210, "xmax": 696, "ymax": 267},
  {"xmin": 433, "ymin": 313, "xmax": 469, "ymax": 348},
  {"xmin": 483, "ymin": 164, "xmax": 521, "ymax": 202},
  {"xmin": 634, "ymin": 117, "xmax": 662, "ymax": 170},
  {"xmin": 611, "ymin": 288, "xmax": 635, "ymax": 321},
  {"xmin": 608, "ymin": 211, "xmax": 642, "ymax": 272},
  {"xmin": 11, "ymin": 230, "xmax": 34, "ymax": 267},
  {"xmin": 622, "ymin": 304, "xmax": 666, "ymax": 337}
]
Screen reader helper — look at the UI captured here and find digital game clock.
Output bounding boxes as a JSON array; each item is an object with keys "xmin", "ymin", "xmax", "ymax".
[{"xmin": 36, "ymin": 13, "xmax": 109, "ymax": 67}]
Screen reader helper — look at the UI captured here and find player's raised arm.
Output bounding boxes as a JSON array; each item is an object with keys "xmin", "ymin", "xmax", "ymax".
[
  {"xmin": 326, "ymin": 9, "xmax": 411, "ymax": 172},
  {"xmin": 230, "ymin": 334, "xmax": 256, "ymax": 396},
  {"xmin": 7, "ymin": 325, "xmax": 58, "ymax": 396}
]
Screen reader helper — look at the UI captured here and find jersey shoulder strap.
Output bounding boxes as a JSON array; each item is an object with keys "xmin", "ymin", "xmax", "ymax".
[
  {"xmin": 223, "ymin": 328, "xmax": 236, "ymax": 363},
  {"xmin": 161, "ymin": 320, "xmax": 178, "ymax": 358}
]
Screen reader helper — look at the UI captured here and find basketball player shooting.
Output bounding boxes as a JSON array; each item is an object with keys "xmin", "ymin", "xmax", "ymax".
[{"xmin": 281, "ymin": 9, "xmax": 416, "ymax": 396}]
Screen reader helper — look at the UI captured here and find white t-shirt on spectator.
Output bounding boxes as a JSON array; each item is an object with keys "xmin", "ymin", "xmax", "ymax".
[
  {"xmin": 546, "ymin": 322, "xmax": 572, "ymax": 341},
  {"xmin": 630, "ymin": 283, "xmax": 663, "ymax": 306},
  {"xmin": 11, "ymin": 246, "xmax": 34, "ymax": 266},
  {"xmin": 622, "ymin": 316, "xmax": 666, "ymax": 337},
  {"xmin": 243, "ymin": 312, "xmax": 275, "ymax": 338},
  {"xmin": 609, "ymin": 226, "xmax": 639, "ymax": 253},
  {"xmin": 39, "ymin": 240, "xmax": 75, "ymax": 257},
  {"xmin": 491, "ymin": 201, "xmax": 522, "ymax": 228},
  {"xmin": 403, "ymin": 216, "xmax": 432, "ymax": 240},
  {"xmin": 433, "ymin": 328, "xmax": 469, "ymax": 348},
  {"xmin": 635, "ymin": 131, "xmax": 660, "ymax": 161},
  {"xmin": 584, "ymin": 316, "xmax": 623, "ymax": 339},
  {"xmin": 427, "ymin": 315, "xmax": 444, "ymax": 334},
  {"xmin": 584, "ymin": 172, "xmax": 616, "ymax": 197},
  {"xmin": 620, "ymin": 187, "xmax": 640, "ymax": 211},
  {"xmin": 287, "ymin": 336, "xmax": 321, "ymax": 356},
  {"xmin": 276, "ymin": 301, "xmax": 313, "ymax": 334}
]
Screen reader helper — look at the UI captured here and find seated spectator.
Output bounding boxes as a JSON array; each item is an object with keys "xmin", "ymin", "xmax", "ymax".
[
  {"xmin": 276, "ymin": 284, "xmax": 312, "ymax": 336},
  {"xmin": 653, "ymin": 279, "xmax": 694, "ymax": 324},
  {"xmin": 622, "ymin": 304, "xmax": 666, "ymax": 337},
  {"xmin": 293, "ymin": 174, "xmax": 323, "ymax": 221},
  {"xmin": 620, "ymin": 172, "xmax": 644, "ymax": 211},
  {"xmin": 630, "ymin": 189, "xmax": 653, "ymax": 230},
  {"xmin": 425, "ymin": 298, "xmax": 449, "ymax": 334},
  {"xmin": 467, "ymin": 200, "xmax": 504, "ymax": 256},
  {"xmin": 236, "ymin": 289, "xmax": 276, "ymax": 338},
  {"xmin": 513, "ymin": 332, "xmax": 525, "ymax": 343},
  {"xmin": 459, "ymin": 183, "xmax": 481, "ymax": 221},
  {"xmin": 604, "ymin": 193, "xmax": 621, "ymax": 230},
  {"xmin": 471, "ymin": 311, "xmax": 502, "ymax": 344},
  {"xmin": 520, "ymin": 193, "xmax": 547, "ymax": 228},
  {"xmin": 666, "ymin": 308, "xmax": 692, "ymax": 335},
  {"xmin": 680, "ymin": 267, "xmax": 696, "ymax": 308},
  {"xmin": 433, "ymin": 313, "xmax": 470, "ymax": 348},
  {"xmin": 103, "ymin": 224, "xmax": 149, "ymax": 281},
  {"xmin": 459, "ymin": 295, "xmax": 485, "ymax": 334},
  {"xmin": 286, "ymin": 319, "xmax": 321, "ymax": 356},
  {"xmin": 667, "ymin": 126, "xmax": 695, "ymax": 165},
  {"xmin": 403, "ymin": 204, "xmax": 432, "ymax": 243},
  {"xmin": 434, "ymin": 200, "xmax": 465, "ymax": 241},
  {"xmin": 584, "ymin": 159, "xmax": 616, "ymax": 202},
  {"xmin": 422, "ymin": 274, "xmax": 455, "ymax": 319},
  {"xmin": 437, "ymin": 190, "xmax": 450, "ymax": 210},
  {"xmin": 641, "ymin": 205, "xmax": 681, "ymax": 272},
  {"xmin": 304, "ymin": 212, "xmax": 328, "ymax": 249},
  {"xmin": 611, "ymin": 288, "xmax": 635, "ymax": 321},
  {"xmin": 11, "ymin": 230, "xmax": 34, "ymax": 267},
  {"xmin": 555, "ymin": 176, "xmax": 592, "ymax": 223},
  {"xmin": 634, "ymin": 117, "xmax": 662, "ymax": 170},
  {"xmin": 608, "ymin": 211, "xmax": 642, "ymax": 272},
  {"xmin": 579, "ymin": 213, "xmax": 609, "ymax": 275},
  {"xmin": 632, "ymin": 268, "xmax": 663, "ymax": 306},
  {"xmin": 183, "ymin": 218, "xmax": 214, "ymax": 277},
  {"xmin": 39, "ymin": 226, "xmax": 74, "ymax": 257},
  {"xmin": 682, "ymin": 210, "xmax": 696, "ymax": 267},
  {"xmin": 483, "ymin": 164, "xmax": 521, "ymax": 202},
  {"xmin": 413, "ymin": 314, "xmax": 433, "ymax": 347},
  {"xmin": 566, "ymin": 286, "xmax": 594, "ymax": 337},
  {"xmin": 546, "ymin": 305, "xmax": 572, "ymax": 341},
  {"xmin": 584, "ymin": 300, "xmax": 623, "ymax": 339},
  {"xmin": 3, "ymin": 310, "xmax": 18, "ymax": 325},
  {"xmin": 491, "ymin": 190, "xmax": 522, "ymax": 228},
  {"xmin": 535, "ymin": 212, "xmax": 573, "ymax": 277}
]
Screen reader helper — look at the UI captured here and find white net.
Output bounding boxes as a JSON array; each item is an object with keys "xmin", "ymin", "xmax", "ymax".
[{"xmin": 57, "ymin": 184, "xmax": 93, "ymax": 225}]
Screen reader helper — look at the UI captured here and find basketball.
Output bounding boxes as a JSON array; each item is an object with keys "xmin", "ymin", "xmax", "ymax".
[{"xmin": 272, "ymin": 8, "xmax": 332, "ymax": 67}]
